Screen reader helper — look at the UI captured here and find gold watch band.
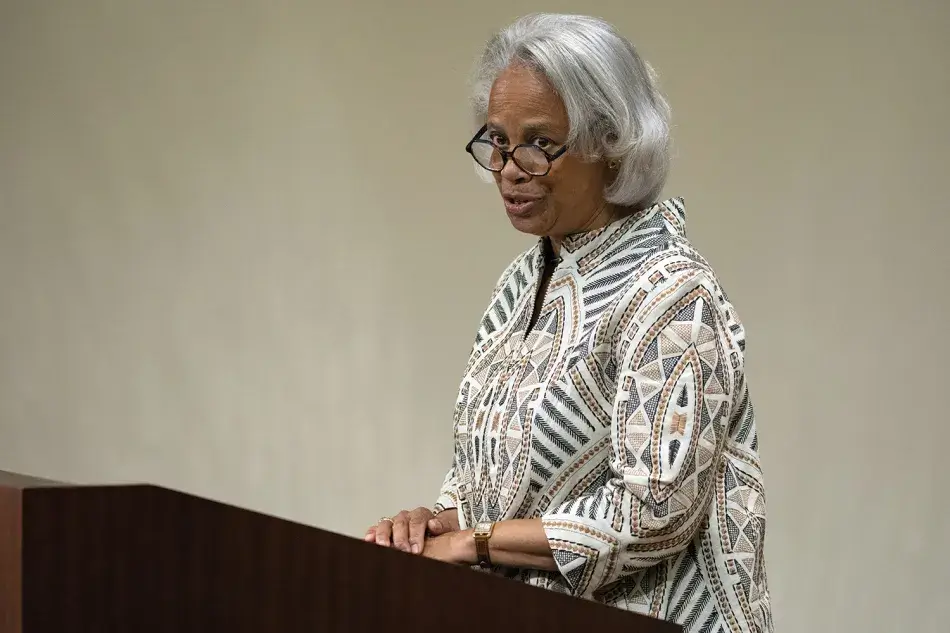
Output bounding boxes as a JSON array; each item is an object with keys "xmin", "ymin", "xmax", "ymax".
[{"xmin": 473, "ymin": 521, "xmax": 495, "ymax": 568}]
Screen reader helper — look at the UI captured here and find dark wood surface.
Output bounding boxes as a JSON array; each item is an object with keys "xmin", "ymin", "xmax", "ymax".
[
  {"xmin": 0, "ymin": 471, "xmax": 681, "ymax": 633},
  {"xmin": 0, "ymin": 486, "xmax": 22, "ymax": 633}
]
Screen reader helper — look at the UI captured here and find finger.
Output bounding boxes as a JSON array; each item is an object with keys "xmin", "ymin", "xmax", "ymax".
[
  {"xmin": 427, "ymin": 516, "xmax": 451, "ymax": 535},
  {"xmin": 391, "ymin": 511, "xmax": 410, "ymax": 552},
  {"xmin": 408, "ymin": 508, "xmax": 431, "ymax": 554},
  {"xmin": 364, "ymin": 526, "xmax": 377, "ymax": 542},
  {"xmin": 428, "ymin": 509, "xmax": 461, "ymax": 535},
  {"xmin": 375, "ymin": 519, "xmax": 394, "ymax": 547}
]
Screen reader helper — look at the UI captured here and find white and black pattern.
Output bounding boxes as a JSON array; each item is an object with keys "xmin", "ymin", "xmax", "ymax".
[{"xmin": 437, "ymin": 198, "xmax": 771, "ymax": 632}]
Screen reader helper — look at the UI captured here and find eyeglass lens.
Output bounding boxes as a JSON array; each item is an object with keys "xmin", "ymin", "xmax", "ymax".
[{"xmin": 470, "ymin": 142, "xmax": 550, "ymax": 176}]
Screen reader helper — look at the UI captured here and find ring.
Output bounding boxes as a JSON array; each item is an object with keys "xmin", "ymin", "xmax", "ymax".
[{"xmin": 378, "ymin": 516, "xmax": 394, "ymax": 524}]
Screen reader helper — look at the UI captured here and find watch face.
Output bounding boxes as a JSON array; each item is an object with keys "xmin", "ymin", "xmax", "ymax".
[{"xmin": 474, "ymin": 521, "xmax": 493, "ymax": 535}]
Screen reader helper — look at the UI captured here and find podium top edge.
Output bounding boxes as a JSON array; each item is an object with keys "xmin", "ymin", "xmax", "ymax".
[
  {"xmin": 0, "ymin": 469, "xmax": 78, "ymax": 489},
  {"xmin": 0, "ymin": 471, "xmax": 172, "ymax": 491}
]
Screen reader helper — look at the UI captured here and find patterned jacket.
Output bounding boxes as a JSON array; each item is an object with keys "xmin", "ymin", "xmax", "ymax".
[{"xmin": 435, "ymin": 198, "xmax": 772, "ymax": 632}]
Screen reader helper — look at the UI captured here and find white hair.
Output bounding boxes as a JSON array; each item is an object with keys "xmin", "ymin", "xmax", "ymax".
[{"xmin": 471, "ymin": 13, "xmax": 672, "ymax": 210}]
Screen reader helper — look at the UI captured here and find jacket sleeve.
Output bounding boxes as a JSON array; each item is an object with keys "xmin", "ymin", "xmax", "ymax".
[
  {"xmin": 540, "ymin": 267, "xmax": 735, "ymax": 597},
  {"xmin": 434, "ymin": 465, "xmax": 459, "ymax": 514}
]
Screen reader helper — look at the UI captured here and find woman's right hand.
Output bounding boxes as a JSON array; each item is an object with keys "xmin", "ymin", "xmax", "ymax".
[{"xmin": 364, "ymin": 507, "xmax": 460, "ymax": 554}]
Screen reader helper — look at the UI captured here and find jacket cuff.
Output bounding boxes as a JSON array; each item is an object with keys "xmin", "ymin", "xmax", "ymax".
[{"xmin": 541, "ymin": 515, "xmax": 620, "ymax": 597}]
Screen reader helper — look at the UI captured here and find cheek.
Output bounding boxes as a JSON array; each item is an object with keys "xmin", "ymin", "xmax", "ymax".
[
  {"xmin": 548, "ymin": 171, "xmax": 591, "ymax": 202},
  {"xmin": 566, "ymin": 165, "xmax": 608, "ymax": 198},
  {"xmin": 549, "ymin": 159, "xmax": 591, "ymax": 191}
]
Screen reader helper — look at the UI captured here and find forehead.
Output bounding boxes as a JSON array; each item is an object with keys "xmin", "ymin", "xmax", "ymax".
[{"xmin": 486, "ymin": 64, "xmax": 568, "ymax": 133}]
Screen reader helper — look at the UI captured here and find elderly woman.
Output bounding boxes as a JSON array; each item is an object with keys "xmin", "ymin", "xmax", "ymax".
[{"xmin": 366, "ymin": 13, "xmax": 771, "ymax": 632}]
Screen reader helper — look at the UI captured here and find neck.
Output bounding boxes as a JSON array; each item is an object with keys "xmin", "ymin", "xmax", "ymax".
[
  {"xmin": 542, "ymin": 237, "xmax": 561, "ymax": 265},
  {"xmin": 547, "ymin": 203, "xmax": 618, "ymax": 255}
]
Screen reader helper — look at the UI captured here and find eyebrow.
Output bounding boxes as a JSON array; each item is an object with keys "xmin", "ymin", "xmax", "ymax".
[{"xmin": 486, "ymin": 120, "xmax": 563, "ymax": 138}]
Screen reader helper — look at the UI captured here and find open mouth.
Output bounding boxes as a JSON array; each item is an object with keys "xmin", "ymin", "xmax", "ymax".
[{"xmin": 504, "ymin": 196, "xmax": 541, "ymax": 216}]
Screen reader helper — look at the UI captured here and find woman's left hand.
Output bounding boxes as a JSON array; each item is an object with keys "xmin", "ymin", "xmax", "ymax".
[{"xmin": 422, "ymin": 529, "xmax": 474, "ymax": 565}]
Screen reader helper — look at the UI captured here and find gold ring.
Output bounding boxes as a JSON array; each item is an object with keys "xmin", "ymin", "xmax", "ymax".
[{"xmin": 378, "ymin": 516, "xmax": 394, "ymax": 524}]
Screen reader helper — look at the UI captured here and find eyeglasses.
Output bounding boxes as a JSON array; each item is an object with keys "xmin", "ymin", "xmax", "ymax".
[{"xmin": 465, "ymin": 124, "xmax": 568, "ymax": 177}]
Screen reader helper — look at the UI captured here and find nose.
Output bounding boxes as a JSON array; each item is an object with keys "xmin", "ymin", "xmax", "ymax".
[{"xmin": 499, "ymin": 154, "xmax": 530, "ymax": 183}]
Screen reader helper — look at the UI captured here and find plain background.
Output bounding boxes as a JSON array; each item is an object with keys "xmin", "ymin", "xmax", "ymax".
[{"xmin": 1, "ymin": 1, "xmax": 948, "ymax": 630}]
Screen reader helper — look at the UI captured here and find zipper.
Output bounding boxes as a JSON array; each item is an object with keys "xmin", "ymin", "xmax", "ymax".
[{"xmin": 523, "ymin": 244, "xmax": 559, "ymax": 341}]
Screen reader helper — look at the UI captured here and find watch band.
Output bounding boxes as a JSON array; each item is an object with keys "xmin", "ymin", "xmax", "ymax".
[{"xmin": 473, "ymin": 521, "xmax": 495, "ymax": 568}]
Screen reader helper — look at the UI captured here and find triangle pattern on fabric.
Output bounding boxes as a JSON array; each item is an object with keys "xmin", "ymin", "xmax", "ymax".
[{"xmin": 553, "ymin": 548, "xmax": 591, "ymax": 593}]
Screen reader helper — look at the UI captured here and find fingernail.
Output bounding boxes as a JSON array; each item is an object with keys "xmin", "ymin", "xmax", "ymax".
[{"xmin": 411, "ymin": 544, "xmax": 420, "ymax": 554}]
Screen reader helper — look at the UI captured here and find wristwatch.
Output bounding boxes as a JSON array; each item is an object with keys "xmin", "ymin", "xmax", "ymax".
[{"xmin": 473, "ymin": 520, "xmax": 495, "ymax": 568}]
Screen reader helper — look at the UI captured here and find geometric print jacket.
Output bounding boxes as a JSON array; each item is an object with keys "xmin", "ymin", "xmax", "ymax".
[{"xmin": 435, "ymin": 198, "xmax": 773, "ymax": 632}]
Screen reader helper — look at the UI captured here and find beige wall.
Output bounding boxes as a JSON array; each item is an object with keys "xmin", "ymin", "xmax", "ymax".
[{"xmin": 1, "ymin": 1, "xmax": 948, "ymax": 630}]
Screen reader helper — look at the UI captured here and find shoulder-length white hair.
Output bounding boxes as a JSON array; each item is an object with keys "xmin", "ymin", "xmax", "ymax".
[{"xmin": 471, "ymin": 13, "xmax": 672, "ymax": 210}]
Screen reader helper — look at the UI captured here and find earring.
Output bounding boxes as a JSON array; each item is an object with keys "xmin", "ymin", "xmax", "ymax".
[{"xmin": 607, "ymin": 159, "xmax": 619, "ymax": 169}]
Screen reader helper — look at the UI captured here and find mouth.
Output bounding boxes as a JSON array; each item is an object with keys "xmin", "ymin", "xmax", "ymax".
[{"xmin": 503, "ymin": 194, "xmax": 543, "ymax": 217}]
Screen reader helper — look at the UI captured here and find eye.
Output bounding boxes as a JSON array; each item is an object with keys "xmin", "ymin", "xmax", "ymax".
[
  {"xmin": 532, "ymin": 137, "xmax": 555, "ymax": 150},
  {"xmin": 488, "ymin": 131, "xmax": 508, "ymax": 147}
]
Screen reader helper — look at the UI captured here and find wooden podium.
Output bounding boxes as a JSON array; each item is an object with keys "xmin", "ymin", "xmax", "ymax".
[{"xmin": 0, "ymin": 470, "xmax": 681, "ymax": 632}]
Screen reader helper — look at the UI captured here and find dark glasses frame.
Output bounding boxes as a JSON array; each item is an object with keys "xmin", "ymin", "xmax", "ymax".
[{"xmin": 464, "ymin": 124, "xmax": 568, "ymax": 177}]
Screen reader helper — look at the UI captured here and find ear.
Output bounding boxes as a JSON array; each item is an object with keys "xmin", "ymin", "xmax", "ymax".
[{"xmin": 603, "ymin": 158, "xmax": 620, "ymax": 186}]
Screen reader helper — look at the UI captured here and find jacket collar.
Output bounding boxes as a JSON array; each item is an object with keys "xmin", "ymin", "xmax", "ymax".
[{"xmin": 536, "ymin": 197, "xmax": 687, "ymax": 269}]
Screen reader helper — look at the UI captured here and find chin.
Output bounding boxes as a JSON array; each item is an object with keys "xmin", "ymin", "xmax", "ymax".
[
  {"xmin": 506, "ymin": 214, "xmax": 546, "ymax": 236},
  {"xmin": 505, "ymin": 206, "xmax": 552, "ymax": 237}
]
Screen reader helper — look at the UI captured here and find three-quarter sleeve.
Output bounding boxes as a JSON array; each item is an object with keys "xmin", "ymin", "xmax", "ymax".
[
  {"xmin": 541, "ymin": 266, "xmax": 734, "ymax": 598},
  {"xmin": 434, "ymin": 465, "xmax": 459, "ymax": 514}
]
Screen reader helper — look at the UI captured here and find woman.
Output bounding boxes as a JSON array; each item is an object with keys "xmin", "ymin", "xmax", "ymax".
[{"xmin": 366, "ymin": 13, "xmax": 771, "ymax": 632}]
